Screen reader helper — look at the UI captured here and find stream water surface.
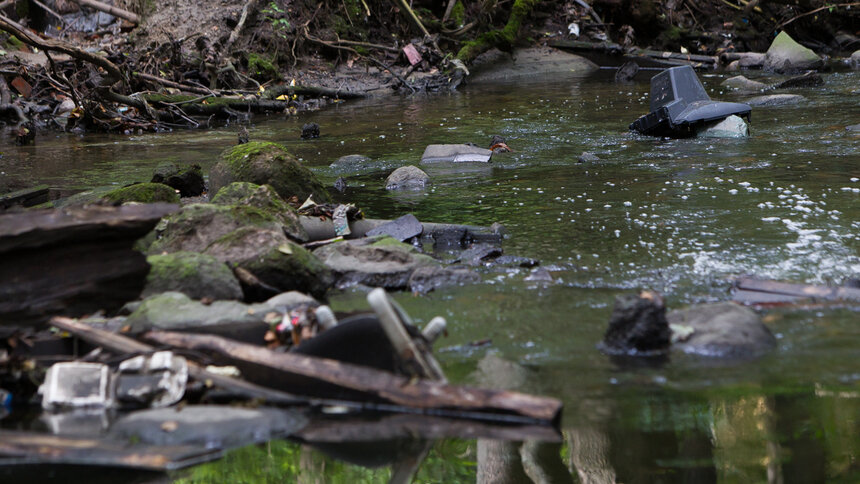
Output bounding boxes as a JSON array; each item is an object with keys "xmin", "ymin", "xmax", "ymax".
[{"xmin": 3, "ymin": 67, "xmax": 859, "ymax": 482}]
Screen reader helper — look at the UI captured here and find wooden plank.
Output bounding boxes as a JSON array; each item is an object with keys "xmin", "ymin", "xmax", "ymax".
[
  {"xmin": 0, "ymin": 185, "xmax": 49, "ymax": 210},
  {"xmin": 734, "ymin": 277, "xmax": 860, "ymax": 302},
  {"xmin": 0, "ymin": 431, "xmax": 220, "ymax": 470},
  {"xmin": 143, "ymin": 330, "xmax": 563, "ymax": 424},
  {"xmin": 0, "ymin": 203, "xmax": 178, "ymax": 252}
]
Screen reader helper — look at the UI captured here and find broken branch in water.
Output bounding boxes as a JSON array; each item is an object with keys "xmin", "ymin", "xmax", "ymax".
[{"xmin": 143, "ymin": 330, "xmax": 563, "ymax": 424}]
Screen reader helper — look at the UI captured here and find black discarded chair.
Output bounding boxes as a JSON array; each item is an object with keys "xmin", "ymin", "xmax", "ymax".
[{"xmin": 630, "ymin": 65, "xmax": 751, "ymax": 137}]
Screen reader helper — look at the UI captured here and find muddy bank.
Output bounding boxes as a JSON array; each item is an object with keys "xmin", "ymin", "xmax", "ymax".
[{"xmin": 1, "ymin": 0, "xmax": 857, "ymax": 139}]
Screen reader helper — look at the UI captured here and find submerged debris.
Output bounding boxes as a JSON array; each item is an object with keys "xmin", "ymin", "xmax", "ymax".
[{"xmin": 630, "ymin": 66, "xmax": 751, "ymax": 138}]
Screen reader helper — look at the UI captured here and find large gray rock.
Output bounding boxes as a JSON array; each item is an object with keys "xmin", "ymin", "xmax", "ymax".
[
  {"xmin": 764, "ymin": 31, "xmax": 823, "ymax": 73},
  {"xmin": 147, "ymin": 204, "xmax": 328, "ymax": 298},
  {"xmin": 125, "ymin": 291, "xmax": 318, "ymax": 334},
  {"xmin": 143, "ymin": 251, "xmax": 243, "ymax": 301},
  {"xmin": 147, "ymin": 203, "xmax": 282, "ymax": 254},
  {"xmin": 668, "ymin": 302, "xmax": 776, "ymax": 358},
  {"xmin": 203, "ymin": 226, "xmax": 332, "ymax": 299},
  {"xmin": 312, "ymin": 235, "xmax": 439, "ymax": 289},
  {"xmin": 385, "ymin": 166, "xmax": 429, "ymax": 190},
  {"xmin": 109, "ymin": 405, "xmax": 306, "ymax": 449},
  {"xmin": 850, "ymin": 50, "xmax": 860, "ymax": 70},
  {"xmin": 721, "ymin": 75, "xmax": 768, "ymax": 92},
  {"xmin": 408, "ymin": 265, "xmax": 481, "ymax": 293},
  {"xmin": 747, "ymin": 94, "xmax": 806, "ymax": 106},
  {"xmin": 468, "ymin": 46, "xmax": 598, "ymax": 83},
  {"xmin": 697, "ymin": 115, "xmax": 749, "ymax": 138},
  {"xmin": 209, "ymin": 141, "xmax": 331, "ymax": 203}
]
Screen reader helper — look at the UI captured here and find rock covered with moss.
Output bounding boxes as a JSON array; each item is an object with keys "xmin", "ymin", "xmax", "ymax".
[
  {"xmin": 144, "ymin": 203, "xmax": 331, "ymax": 298},
  {"xmin": 764, "ymin": 31, "xmax": 823, "ymax": 73},
  {"xmin": 143, "ymin": 251, "xmax": 243, "ymax": 301},
  {"xmin": 125, "ymin": 291, "xmax": 318, "ymax": 334},
  {"xmin": 151, "ymin": 162, "xmax": 205, "ymax": 197},
  {"xmin": 147, "ymin": 203, "xmax": 281, "ymax": 254},
  {"xmin": 103, "ymin": 183, "xmax": 180, "ymax": 205},
  {"xmin": 205, "ymin": 226, "xmax": 332, "ymax": 299},
  {"xmin": 210, "ymin": 182, "xmax": 308, "ymax": 242},
  {"xmin": 312, "ymin": 235, "xmax": 439, "ymax": 289},
  {"xmin": 209, "ymin": 141, "xmax": 331, "ymax": 203}
]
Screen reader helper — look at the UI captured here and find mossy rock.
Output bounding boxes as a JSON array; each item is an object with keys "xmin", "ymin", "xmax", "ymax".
[
  {"xmin": 205, "ymin": 226, "xmax": 332, "ymax": 299},
  {"xmin": 210, "ymin": 141, "xmax": 331, "ymax": 203},
  {"xmin": 143, "ymin": 251, "xmax": 243, "ymax": 301},
  {"xmin": 148, "ymin": 203, "xmax": 281, "ymax": 254},
  {"xmin": 764, "ymin": 31, "xmax": 823, "ymax": 73},
  {"xmin": 246, "ymin": 53, "xmax": 282, "ymax": 80},
  {"xmin": 53, "ymin": 186, "xmax": 121, "ymax": 208},
  {"xmin": 211, "ymin": 182, "xmax": 308, "ymax": 242},
  {"xmin": 210, "ymin": 182, "xmax": 261, "ymax": 205},
  {"xmin": 102, "ymin": 183, "xmax": 180, "ymax": 205}
]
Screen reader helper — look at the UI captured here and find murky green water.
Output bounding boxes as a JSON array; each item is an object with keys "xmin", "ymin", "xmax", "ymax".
[{"xmin": 2, "ymin": 68, "xmax": 859, "ymax": 482}]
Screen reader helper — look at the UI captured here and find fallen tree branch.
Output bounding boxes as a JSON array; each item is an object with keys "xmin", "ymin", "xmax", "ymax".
[
  {"xmin": 136, "ymin": 72, "xmax": 217, "ymax": 95},
  {"xmin": 330, "ymin": 38, "xmax": 400, "ymax": 53},
  {"xmin": 0, "ymin": 14, "xmax": 124, "ymax": 83},
  {"xmin": 32, "ymin": 0, "xmax": 65, "ymax": 24},
  {"xmin": 221, "ymin": 0, "xmax": 260, "ymax": 57},
  {"xmin": 391, "ymin": 0, "xmax": 444, "ymax": 57},
  {"xmin": 70, "ymin": 0, "xmax": 140, "ymax": 24},
  {"xmin": 144, "ymin": 330, "xmax": 563, "ymax": 424},
  {"xmin": 263, "ymin": 82, "xmax": 367, "ymax": 100},
  {"xmin": 776, "ymin": 2, "xmax": 860, "ymax": 29}
]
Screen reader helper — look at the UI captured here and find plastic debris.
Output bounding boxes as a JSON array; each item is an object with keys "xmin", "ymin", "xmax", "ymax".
[
  {"xmin": 630, "ymin": 65, "xmax": 751, "ymax": 137},
  {"xmin": 421, "ymin": 144, "xmax": 492, "ymax": 163}
]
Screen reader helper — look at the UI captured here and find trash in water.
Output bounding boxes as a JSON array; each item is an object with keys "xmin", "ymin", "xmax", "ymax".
[
  {"xmin": 41, "ymin": 362, "xmax": 113, "ymax": 410},
  {"xmin": 421, "ymin": 144, "xmax": 493, "ymax": 163},
  {"xmin": 40, "ymin": 352, "xmax": 187, "ymax": 411},
  {"xmin": 115, "ymin": 351, "xmax": 188, "ymax": 408},
  {"xmin": 630, "ymin": 65, "xmax": 751, "ymax": 137}
]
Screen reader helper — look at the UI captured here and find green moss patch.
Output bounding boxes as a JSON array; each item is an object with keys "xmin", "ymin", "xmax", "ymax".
[{"xmin": 103, "ymin": 183, "xmax": 180, "ymax": 204}]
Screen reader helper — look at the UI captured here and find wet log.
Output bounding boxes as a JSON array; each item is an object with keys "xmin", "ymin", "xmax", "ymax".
[
  {"xmin": 264, "ymin": 83, "xmax": 368, "ymax": 100},
  {"xmin": 0, "ymin": 430, "xmax": 220, "ymax": 470},
  {"xmin": 733, "ymin": 277, "xmax": 860, "ymax": 304},
  {"xmin": 549, "ymin": 40, "xmax": 717, "ymax": 69},
  {"xmin": 0, "ymin": 185, "xmax": 49, "ymax": 210},
  {"xmin": 143, "ymin": 330, "xmax": 563, "ymax": 424},
  {"xmin": 0, "ymin": 204, "xmax": 177, "ymax": 325}
]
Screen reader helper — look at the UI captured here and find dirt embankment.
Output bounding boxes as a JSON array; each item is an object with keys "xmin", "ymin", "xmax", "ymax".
[{"xmin": 0, "ymin": 0, "xmax": 856, "ymax": 138}]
